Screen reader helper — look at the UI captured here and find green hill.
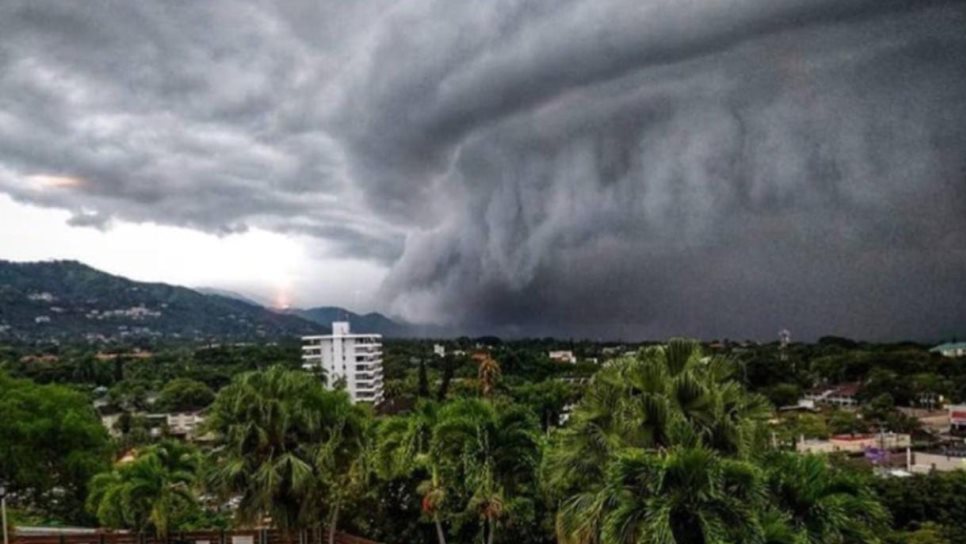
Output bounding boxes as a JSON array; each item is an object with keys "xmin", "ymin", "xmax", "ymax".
[{"xmin": 0, "ymin": 260, "xmax": 322, "ymax": 342}]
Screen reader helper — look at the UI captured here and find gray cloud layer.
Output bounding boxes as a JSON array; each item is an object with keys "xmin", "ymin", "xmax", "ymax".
[{"xmin": 1, "ymin": 0, "xmax": 965, "ymax": 339}]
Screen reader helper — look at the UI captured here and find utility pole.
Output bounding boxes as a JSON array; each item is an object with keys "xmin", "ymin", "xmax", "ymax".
[{"xmin": 2, "ymin": 485, "xmax": 9, "ymax": 544}]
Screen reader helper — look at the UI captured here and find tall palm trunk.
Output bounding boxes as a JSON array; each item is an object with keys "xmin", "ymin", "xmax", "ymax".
[
  {"xmin": 433, "ymin": 513, "xmax": 447, "ymax": 544},
  {"xmin": 427, "ymin": 466, "xmax": 447, "ymax": 544},
  {"xmin": 327, "ymin": 504, "xmax": 340, "ymax": 544},
  {"xmin": 485, "ymin": 518, "xmax": 495, "ymax": 544}
]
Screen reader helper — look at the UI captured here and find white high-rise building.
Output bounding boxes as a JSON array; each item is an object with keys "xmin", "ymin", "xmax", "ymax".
[{"xmin": 302, "ymin": 321, "xmax": 384, "ymax": 404}]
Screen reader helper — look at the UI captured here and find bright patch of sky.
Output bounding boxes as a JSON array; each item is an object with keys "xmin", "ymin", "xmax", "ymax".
[{"xmin": 0, "ymin": 194, "xmax": 387, "ymax": 311}]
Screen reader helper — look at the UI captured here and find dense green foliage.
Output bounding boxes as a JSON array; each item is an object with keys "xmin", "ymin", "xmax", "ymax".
[
  {"xmin": 874, "ymin": 471, "xmax": 966, "ymax": 544},
  {"xmin": 3, "ymin": 335, "xmax": 966, "ymax": 543},
  {"xmin": 87, "ymin": 441, "xmax": 202, "ymax": 536},
  {"xmin": 545, "ymin": 341, "xmax": 887, "ymax": 544},
  {"xmin": 376, "ymin": 399, "xmax": 544, "ymax": 544},
  {"xmin": 740, "ymin": 338, "xmax": 958, "ymax": 411},
  {"xmin": 204, "ymin": 367, "xmax": 369, "ymax": 544},
  {"xmin": 0, "ymin": 371, "xmax": 112, "ymax": 523},
  {"xmin": 156, "ymin": 378, "xmax": 215, "ymax": 412}
]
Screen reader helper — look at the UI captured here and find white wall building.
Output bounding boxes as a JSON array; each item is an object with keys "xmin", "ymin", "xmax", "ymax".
[
  {"xmin": 932, "ymin": 342, "xmax": 966, "ymax": 358},
  {"xmin": 548, "ymin": 350, "xmax": 577, "ymax": 364},
  {"xmin": 166, "ymin": 412, "xmax": 208, "ymax": 441},
  {"xmin": 302, "ymin": 321, "xmax": 384, "ymax": 404}
]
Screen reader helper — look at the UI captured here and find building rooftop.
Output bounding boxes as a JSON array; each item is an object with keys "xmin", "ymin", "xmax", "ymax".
[
  {"xmin": 302, "ymin": 321, "xmax": 381, "ymax": 340},
  {"xmin": 806, "ymin": 382, "xmax": 861, "ymax": 397},
  {"xmin": 302, "ymin": 333, "xmax": 382, "ymax": 339},
  {"xmin": 931, "ymin": 342, "xmax": 966, "ymax": 352}
]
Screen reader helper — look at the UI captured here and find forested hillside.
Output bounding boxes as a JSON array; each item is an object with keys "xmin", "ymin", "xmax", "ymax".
[{"xmin": 0, "ymin": 260, "xmax": 321, "ymax": 342}]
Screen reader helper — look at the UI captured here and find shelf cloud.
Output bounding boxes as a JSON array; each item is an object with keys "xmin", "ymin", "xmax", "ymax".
[{"xmin": 1, "ymin": 0, "xmax": 964, "ymax": 339}]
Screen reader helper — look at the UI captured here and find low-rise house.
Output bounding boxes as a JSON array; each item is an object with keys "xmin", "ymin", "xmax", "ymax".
[
  {"xmin": 931, "ymin": 342, "xmax": 966, "ymax": 358},
  {"xmin": 909, "ymin": 448, "xmax": 966, "ymax": 473},
  {"xmin": 778, "ymin": 398, "xmax": 818, "ymax": 412},
  {"xmin": 100, "ymin": 409, "xmax": 209, "ymax": 442},
  {"xmin": 948, "ymin": 404, "xmax": 966, "ymax": 432},
  {"xmin": 433, "ymin": 344, "xmax": 446, "ymax": 357},
  {"xmin": 803, "ymin": 383, "xmax": 861, "ymax": 407},
  {"xmin": 797, "ymin": 433, "xmax": 911, "ymax": 454},
  {"xmin": 95, "ymin": 350, "xmax": 154, "ymax": 361},
  {"xmin": 897, "ymin": 406, "xmax": 950, "ymax": 433},
  {"xmin": 165, "ymin": 411, "xmax": 210, "ymax": 441},
  {"xmin": 19, "ymin": 354, "xmax": 60, "ymax": 364},
  {"xmin": 548, "ymin": 350, "xmax": 577, "ymax": 364}
]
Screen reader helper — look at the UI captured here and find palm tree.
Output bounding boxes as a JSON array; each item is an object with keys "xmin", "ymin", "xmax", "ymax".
[
  {"xmin": 416, "ymin": 467, "xmax": 449, "ymax": 544},
  {"xmin": 378, "ymin": 399, "xmax": 539, "ymax": 544},
  {"xmin": 545, "ymin": 339, "xmax": 772, "ymax": 543},
  {"xmin": 205, "ymin": 367, "xmax": 320, "ymax": 529},
  {"xmin": 556, "ymin": 445, "xmax": 765, "ymax": 544},
  {"xmin": 548, "ymin": 339, "xmax": 889, "ymax": 544},
  {"xmin": 477, "ymin": 355, "xmax": 501, "ymax": 398},
  {"xmin": 87, "ymin": 440, "xmax": 200, "ymax": 537},
  {"xmin": 467, "ymin": 463, "xmax": 504, "ymax": 544},
  {"xmin": 544, "ymin": 340, "xmax": 769, "ymax": 499},
  {"xmin": 205, "ymin": 365, "xmax": 369, "ymax": 542},
  {"xmin": 607, "ymin": 446, "xmax": 763, "ymax": 544},
  {"xmin": 375, "ymin": 402, "xmax": 449, "ymax": 544},
  {"xmin": 764, "ymin": 453, "xmax": 888, "ymax": 544},
  {"xmin": 312, "ymin": 397, "xmax": 371, "ymax": 544},
  {"xmin": 433, "ymin": 399, "xmax": 541, "ymax": 544}
]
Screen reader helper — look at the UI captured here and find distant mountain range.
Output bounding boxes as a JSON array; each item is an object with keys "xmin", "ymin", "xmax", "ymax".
[
  {"xmin": 193, "ymin": 287, "xmax": 271, "ymax": 308},
  {"xmin": 284, "ymin": 306, "xmax": 409, "ymax": 337},
  {"xmin": 196, "ymin": 287, "xmax": 410, "ymax": 337},
  {"xmin": 0, "ymin": 260, "xmax": 410, "ymax": 342}
]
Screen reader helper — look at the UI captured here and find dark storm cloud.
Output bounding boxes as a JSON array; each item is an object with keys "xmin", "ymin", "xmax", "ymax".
[
  {"xmin": 1, "ymin": 0, "xmax": 964, "ymax": 339},
  {"xmin": 363, "ymin": 0, "xmax": 966, "ymax": 340},
  {"xmin": 0, "ymin": 1, "xmax": 402, "ymax": 260}
]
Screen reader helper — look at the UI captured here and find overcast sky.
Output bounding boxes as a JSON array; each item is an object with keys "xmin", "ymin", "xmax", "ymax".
[{"xmin": 1, "ymin": 1, "xmax": 965, "ymax": 340}]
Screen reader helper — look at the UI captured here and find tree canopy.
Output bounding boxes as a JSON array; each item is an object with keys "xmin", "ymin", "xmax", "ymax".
[
  {"xmin": 87, "ymin": 440, "xmax": 201, "ymax": 536},
  {"xmin": 156, "ymin": 378, "xmax": 215, "ymax": 412},
  {"xmin": 205, "ymin": 366, "xmax": 369, "ymax": 543},
  {"xmin": 0, "ymin": 371, "xmax": 112, "ymax": 523}
]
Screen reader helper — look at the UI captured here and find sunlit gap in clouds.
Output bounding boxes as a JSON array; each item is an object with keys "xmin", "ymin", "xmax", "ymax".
[
  {"xmin": 0, "ymin": 194, "xmax": 302, "ymax": 302},
  {"xmin": 0, "ymin": 195, "xmax": 390, "ymax": 312},
  {"xmin": 26, "ymin": 174, "xmax": 86, "ymax": 189}
]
